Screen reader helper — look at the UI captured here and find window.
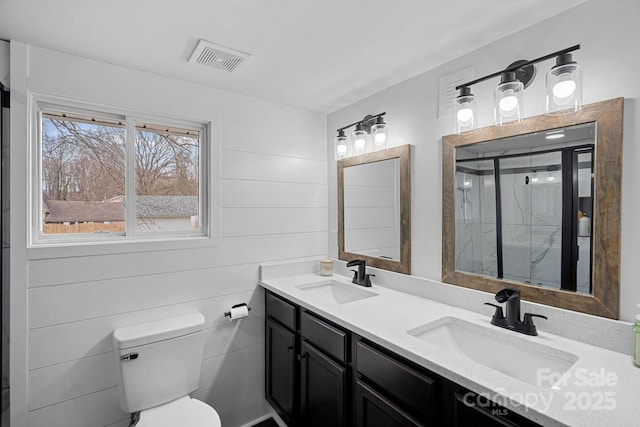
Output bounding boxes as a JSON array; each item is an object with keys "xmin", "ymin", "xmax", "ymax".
[{"xmin": 36, "ymin": 103, "xmax": 208, "ymax": 244}]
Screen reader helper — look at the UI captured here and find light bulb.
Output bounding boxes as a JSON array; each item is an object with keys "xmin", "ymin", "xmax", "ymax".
[
  {"xmin": 499, "ymin": 95, "xmax": 519, "ymax": 112},
  {"xmin": 457, "ymin": 108, "xmax": 473, "ymax": 123},
  {"xmin": 531, "ymin": 177, "xmax": 539, "ymax": 183},
  {"xmin": 354, "ymin": 137, "xmax": 366, "ymax": 149},
  {"xmin": 552, "ymin": 80, "xmax": 576, "ymax": 99},
  {"xmin": 337, "ymin": 144, "xmax": 347, "ymax": 155},
  {"xmin": 374, "ymin": 132, "xmax": 387, "ymax": 145}
]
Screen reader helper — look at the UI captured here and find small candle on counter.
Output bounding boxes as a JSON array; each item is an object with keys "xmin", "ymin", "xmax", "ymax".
[{"xmin": 320, "ymin": 259, "xmax": 333, "ymax": 276}]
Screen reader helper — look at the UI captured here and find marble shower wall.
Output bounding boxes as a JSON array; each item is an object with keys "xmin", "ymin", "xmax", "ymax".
[
  {"xmin": 500, "ymin": 152, "xmax": 563, "ymax": 287},
  {"xmin": 455, "ymin": 160, "xmax": 495, "ymax": 276}
]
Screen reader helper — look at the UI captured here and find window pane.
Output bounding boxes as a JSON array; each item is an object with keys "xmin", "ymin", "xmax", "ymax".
[
  {"xmin": 41, "ymin": 111, "xmax": 126, "ymax": 235},
  {"xmin": 134, "ymin": 123, "xmax": 200, "ymax": 233}
]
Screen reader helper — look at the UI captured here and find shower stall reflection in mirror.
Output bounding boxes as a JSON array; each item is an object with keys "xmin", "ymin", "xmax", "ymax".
[{"xmin": 454, "ymin": 143, "xmax": 593, "ymax": 294}]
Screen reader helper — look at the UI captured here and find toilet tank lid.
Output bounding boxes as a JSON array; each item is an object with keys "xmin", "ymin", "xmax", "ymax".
[{"xmin": 113, "ymin": 313, "xmax": 205, "ymax": 350}]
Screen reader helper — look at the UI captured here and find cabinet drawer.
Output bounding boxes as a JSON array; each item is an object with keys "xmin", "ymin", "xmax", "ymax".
[
  {"xmin": 356, "ymin": 340, "xmax": 437, "ymax": 423},
  {"xmin": 300, "ymin": 310, "xmax": 347, "ymax": 363},
  {"xmin": 266, "ymin": 291, "xmax": 297, "ymax": 331}
]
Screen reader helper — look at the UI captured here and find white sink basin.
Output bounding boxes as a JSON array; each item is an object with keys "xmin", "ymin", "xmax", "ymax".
[
  {"xmin": 295, "ymin": 280, "xmax": 378, "ymax": 305},
  {"xmin": 407, "ymin": 317, "xmax": 578, "ymax": 387}
]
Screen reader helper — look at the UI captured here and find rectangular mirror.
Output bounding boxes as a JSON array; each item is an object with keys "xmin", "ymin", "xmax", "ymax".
[
  {"xmin": 442, "ymin": 98, "xmax": 623, "ymax": 319},
  {"xmin": 338, "ymin": 144, "xmax": 411, "ymax": 274}
]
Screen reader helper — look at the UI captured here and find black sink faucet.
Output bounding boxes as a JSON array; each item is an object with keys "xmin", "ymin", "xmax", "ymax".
[
  {"xmin": 485, "ymin": 288, "xmax": 547, "ymax": 336},
  {"xmin": 346, "ymin": 259, "xmax": 374, "ymax": 287},
  {"xmin": 497, "ymin": 288, "xmax": 521, "ymax": 327}
]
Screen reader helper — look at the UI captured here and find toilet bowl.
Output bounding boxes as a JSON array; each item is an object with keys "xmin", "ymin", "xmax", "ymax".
[
  {"xmin": 113, "ymin": 313, "xmax": 222, "ymax": 426},
  {"xmin": 137, "ymin": 396, "xmax": 221, "ymax": 427}
]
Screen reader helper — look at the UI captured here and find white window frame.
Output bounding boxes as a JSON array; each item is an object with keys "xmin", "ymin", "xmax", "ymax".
[{"xmin": 28, "ymin": 93, "xmax": 219, "ymax": 258}]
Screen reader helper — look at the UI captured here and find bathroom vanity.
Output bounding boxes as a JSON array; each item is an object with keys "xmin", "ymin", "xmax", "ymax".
[
  {"xmin": 265, "ymin": 289, "xmax": 540, "ymax": 426},
  {"xmin": 260, "ymin": 261, "xmax": 640, "ymax": 427}
]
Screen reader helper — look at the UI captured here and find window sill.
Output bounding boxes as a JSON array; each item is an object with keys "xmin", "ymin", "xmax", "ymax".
[{"xmin": 27, "ymin": 235, "xmax": 219, "ymax": 260}]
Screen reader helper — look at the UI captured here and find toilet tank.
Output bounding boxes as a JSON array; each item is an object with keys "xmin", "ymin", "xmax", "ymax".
[{"xmin": 113, "ymin": 313, "xmax": 206, "ymax": 413}]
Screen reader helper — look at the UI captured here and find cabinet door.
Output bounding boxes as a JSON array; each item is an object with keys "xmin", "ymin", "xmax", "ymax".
[
  {"xmin": 452, "ymin": 391, "xmax": 517, "ymax": 427},
  {"xmin": 266, "ymin": 318, "xmax": 296, "ymax": 425},
  {"xmin": 444, "ymin": 382, "xmax": 540, "ymax": 427},
  {"xmin": 300, "ymin": 340, "xmax": 347, "ymax": 427},
  {"xmin": 355, "ymin": 380, "xmax": 424, "ymax": 427}
]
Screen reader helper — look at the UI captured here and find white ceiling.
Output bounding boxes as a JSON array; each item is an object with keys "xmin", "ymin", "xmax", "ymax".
[{"xmin": 0, "ymin": 0, "xmax": 586, "ymax": 113}]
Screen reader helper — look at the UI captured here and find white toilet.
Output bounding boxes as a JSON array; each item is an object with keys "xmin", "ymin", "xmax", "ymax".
[{"xmin": 113, "ymin": 313, "xmax": 222, "ymax": 426}]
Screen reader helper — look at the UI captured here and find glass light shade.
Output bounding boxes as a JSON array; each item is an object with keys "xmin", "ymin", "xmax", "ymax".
[
  {"xmin": 454, "ymin": 87, "xmax": 477, "ymax": 134},
  {"xmin": 546, "ymin": 54, "xmax": 583, "ymax": 114},
  {"xmin": 335, "ymin": 132, "xmax": 349, "ymax": 160},
  {"xmin": 352, "ymin": 125, "xmax": 370, "ymax": 156},
  {"xmin": 494, "ymin": 72, "xmax": 524, "ymax": 126},
  {"xmin": 371, "ymin": 122, "xmax": 388, "ymax": 150}
]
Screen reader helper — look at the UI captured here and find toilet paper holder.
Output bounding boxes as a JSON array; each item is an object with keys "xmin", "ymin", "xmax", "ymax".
[{"xmin": 224, "ymin": 303, "xmax": 252, "ymax": 318}]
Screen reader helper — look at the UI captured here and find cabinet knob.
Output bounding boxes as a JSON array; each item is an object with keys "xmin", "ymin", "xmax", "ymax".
[{"xmin": 287, "ymin": 345, "xmax": 293, "ymax": 351}]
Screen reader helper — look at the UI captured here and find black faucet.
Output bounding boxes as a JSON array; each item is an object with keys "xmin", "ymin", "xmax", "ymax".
[
  {"xmin": 346, "ymin": 259, "xmax": 374, "ymax": 287},
  {"xmin": 484, "ymin": 288, "xmax": 547, "ymax": 336}
]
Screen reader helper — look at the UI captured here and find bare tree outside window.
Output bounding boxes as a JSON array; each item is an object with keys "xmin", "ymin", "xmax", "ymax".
[
  {"xmin": 134, "ymin": 126, "xmax": 200, "ymax": 232},
  {"xmin": 40, "ymin": 110, "xmax": 201, "ymax": 236},
  {"xmin": 41, "ymin": 114, "xmax": 126, "ymax": 234}
]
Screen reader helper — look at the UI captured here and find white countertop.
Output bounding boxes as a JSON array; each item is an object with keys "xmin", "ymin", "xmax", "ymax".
[{"xmin": 260, "ymin": 272, "xmax": 640, "ymax": 427}]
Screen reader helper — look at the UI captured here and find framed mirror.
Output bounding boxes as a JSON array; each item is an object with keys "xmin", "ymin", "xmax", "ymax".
[
  {"xmin": 442, "ymin": 98, "xmax": 623, "ymax": 319},
  {"xmin": 338, "ymin": 144, "xmax": 411, "ymax": 274}
]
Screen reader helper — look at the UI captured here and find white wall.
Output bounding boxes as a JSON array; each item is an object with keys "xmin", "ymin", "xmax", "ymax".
[
  {"xmin": 328, "ymin": 0, "xmax": 640, "ymax": 322},
  {"xmin": 10, "ymin": 43, "xmax": 327, "ymax": 426}
]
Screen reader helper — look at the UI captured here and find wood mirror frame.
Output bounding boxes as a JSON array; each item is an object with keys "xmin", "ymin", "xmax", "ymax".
[
  {"xmin": 442, "ymin": 98, "xmax": 623, "ymax": 319},
  {"xmin": 338, "ymin": 144, "xmax": 411, "ymax": 274}
]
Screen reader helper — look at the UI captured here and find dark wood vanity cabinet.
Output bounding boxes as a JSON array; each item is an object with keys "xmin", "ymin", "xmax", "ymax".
[{"xmin": 264, "ymin": 289, "xmax": 541, "ymax": 427}]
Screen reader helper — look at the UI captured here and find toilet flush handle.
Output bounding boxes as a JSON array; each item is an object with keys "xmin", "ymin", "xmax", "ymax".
[{"xmin": 120, "ymin": 352, "xmax": 139, "ymax": 361}]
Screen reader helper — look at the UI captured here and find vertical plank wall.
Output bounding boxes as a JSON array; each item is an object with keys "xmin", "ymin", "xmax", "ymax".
[{"xmin": 11, "ymin": 43, "xmax": 327, "ymax": 427}]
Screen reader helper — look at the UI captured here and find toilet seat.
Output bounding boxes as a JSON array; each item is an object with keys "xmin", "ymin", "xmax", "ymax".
[{"xmin": 137, "ymin": 396, "xmax": 221, "ymax": 427}]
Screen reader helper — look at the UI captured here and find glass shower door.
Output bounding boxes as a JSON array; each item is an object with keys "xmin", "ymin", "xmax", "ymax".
[
  {"xmin": 499, "ymin": 152, "xmax": 563, "ymax": 287},
  {"xmin": 454, "ymin": 160, "xmax": 496, "ymax": 276}
]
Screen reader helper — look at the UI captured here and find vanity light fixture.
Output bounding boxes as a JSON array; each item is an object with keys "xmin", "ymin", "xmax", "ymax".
[
  {"xmin": 453, "ymin": 45, "xmax": 581, "ymax": 131},
  {"xmin": 334, "ymin": 112, "xmax": 388, "ymax": 159}
]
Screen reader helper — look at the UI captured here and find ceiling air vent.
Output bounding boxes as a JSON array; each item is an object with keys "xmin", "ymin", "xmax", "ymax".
[{"xmin": 188, "ymin": 40, "xmax": 252, "ymax": 73}]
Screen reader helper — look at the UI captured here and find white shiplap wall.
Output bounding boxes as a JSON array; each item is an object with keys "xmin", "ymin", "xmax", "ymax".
[{"xmin": 10, "ymin": 42, "xmax": 327, "ymax": 427}]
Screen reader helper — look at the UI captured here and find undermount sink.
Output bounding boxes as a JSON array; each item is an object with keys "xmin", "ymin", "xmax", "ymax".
[
  {"xmin": 407, "ymin": 317, "xmax": 578, "ymax": 387},
  {"xmin": 295, "ymin": 280, "xmax": 378, "ymax": 305}
]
